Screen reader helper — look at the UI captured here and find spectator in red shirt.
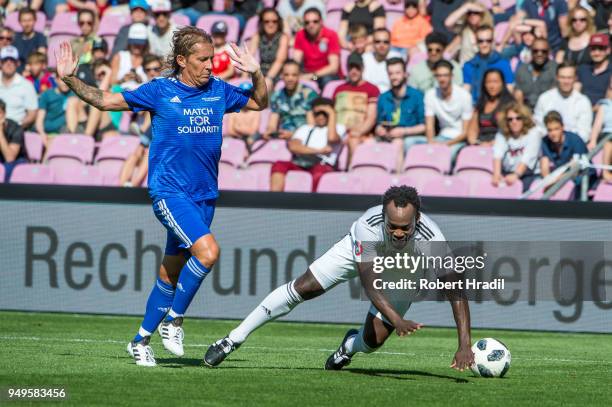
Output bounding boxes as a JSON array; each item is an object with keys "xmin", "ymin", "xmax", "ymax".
[
  {"xmin": 211, "ymin": 21, "xmax": 235, "ymax": 80},
  {"xmin": 293, "ymin": 7, "xmax": 340, "ymax": 89},
  {"xmin": 24, "ymin": 52, "xmax": 55, "ymax": 94},
  {"xmin": 333, "ymin": 52, "xmax": 380, "ymax": 164}
]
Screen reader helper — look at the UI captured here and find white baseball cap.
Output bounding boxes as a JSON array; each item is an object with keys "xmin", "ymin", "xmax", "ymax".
[
  {"xmin": 0, "ymin": 46, "xmax": 19, "ymax": 61},
  {"xmin": 151, "ymin": 0, "xmax": 171, "ymax": 13},
  {"xmin": 128, "ymin": 23, "xmax": 148, "ymax": 45}
]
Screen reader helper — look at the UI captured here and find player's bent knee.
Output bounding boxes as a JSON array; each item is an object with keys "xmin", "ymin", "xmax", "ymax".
[
  {"xmin": 190, "ymin": 234, "xmax": 220, "ymax": 269},
  {"xmin": 293, "ymin": 269, "xmax": 325, "ymax": 300}
]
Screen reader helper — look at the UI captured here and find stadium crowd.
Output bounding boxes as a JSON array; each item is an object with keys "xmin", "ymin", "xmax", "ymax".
[{"xmin": 0, "ymin": 0, "xmax": 610, "ymax": 200}]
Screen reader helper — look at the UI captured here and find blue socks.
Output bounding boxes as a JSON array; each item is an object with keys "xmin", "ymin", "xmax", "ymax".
[
  {"xmin": 164, "ymin": 256, "xmax": 210, "ymax": 323},
  {"xmin": 134, "ymin": 278, "xmax": 175, "ymax": 342}
]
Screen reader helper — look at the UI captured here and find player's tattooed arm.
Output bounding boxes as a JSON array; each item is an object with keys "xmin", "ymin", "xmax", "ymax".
[{"xmin": 62, "ymin": 76, "xmax": 104, "ymax": 108}]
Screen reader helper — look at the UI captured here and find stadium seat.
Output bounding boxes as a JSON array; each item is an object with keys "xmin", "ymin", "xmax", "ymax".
[
  {"xmin": 408, "ymin": 51, "xmax": 428, "ymax": 69},
  {"xmin": 220, "ymin": 137, "xmax": 248, "ymax": 167},
  {"xmin": 196, "ymin": 14, "xmax": 241, "ymax": 43},
  {"xmin": 98, "ymin": 13, "xmax": 131, "ymax": 37},
  {"xmin": 212, "ymin": 0, "xmax": 225, "ymax": 11},
  {"xmin": 46, "ymin": 134, "xmax": 95, "ymax": 167},
  {"xmin": 49, "ymin": 12, "xmax": 80, "ymax": 37},
  {"xmin": 527, "ymin": 180, "xmax": 575, "ymax": 201},
  {"xmin": 258, "ymin": 109, "xmax": 271, "ymax": 135},
  {"xmin": 350, "ymin": 142, "xmax": 397, "ymax": 173},
  {"xmin": 24, "ymin": 132, "xmax": 44, "ymax": 162},
  {"xmin": 340, "ymin": 48, "xmax": 350, "ymax": 76},
  {"xmin": 316, "ymin": 172, "xmax": 362, "ymax": 194},
  {"xmin": 592, "ymin": 149, "xmax": 604, "ymax": 176},
  {"xmin": 247, "ymin": 163, "xmax": 272, "ymax": 190},
  {"xmin": 170, "ymin": 13, "xmax": 190, "ymax": 27},
  {"xmin": 593, "ymin": 181, "xmax": 612, "ymax": 202},
  {"xmin": 454, "ymin": 170, "xmax": 493, "ymax": 195},
  {"xmin": 322, "ymin": 79, "xmax": 345, "ymax": 99},
  {"xmin": 284, "ymin": 170, "xmax": 313, "ymax": 192},
  {"xmin": 494, "ymin": 22, "xmax": 510, "ymax": 45},
  {"xmin": 395, "ymin": 172, "xmax": 429, "ymax": 192},
  {"xmin": 54, "ymin": 165, "xmax": 104, "ymax": 186},
  {"xmin": 241, "ymin": 16, "xmax": 259, "ymax": 44},
  {"xmin": 47, "ymin": 37, "xmax": 65, "ymax": 69},
  {"xmin": 0, "ymin": 164, "xmax": 4, "ymax": 182},
  {"xmin": 403, "ymin": 144, "xmax": 451, "ymax": 174},
  {"xmin": 274, "ymin": 79, "xmax": 320, "ymax": 94},
  {"xmin": 4, "ymin": 11, "xmax": 46, "ymax": 32},
  {"xmin": 95, "ymin": 136, "xmax": 141, "ymax": 185},
  {"xmin": 326, "ymin": 0, "xmax": 346, "ymax": 12},
  {"xmin": 9, "ymin": 164, "xmax": 54, "ymax": 184},
  {"xmin": 356, "ymin": 170, "xmax": 397, "ymax": 195},
  {"xmin": 325, "ymin": 10, "xmax": 342, "ymax": 34},
  {"xmin": 336, "ymin": 145, "xmax": 349, "ymax": 171},
  {"xmin": 247, "ymin": 140, "xmax": 291, "ymax": 166},
  {"xmin": 420, "ymin": 175, "xmax": 470, "ymax": 198},
  {"xmin": 454, "ymin": 145, "xmax": 494, "ymax": 174},
  {"xmin": 218, "ymin": 166, "xmax": 261, "ymax": 191},
  {"xmin": 471, "ymin": 178, "xmax": 523, "ymax": 199}
]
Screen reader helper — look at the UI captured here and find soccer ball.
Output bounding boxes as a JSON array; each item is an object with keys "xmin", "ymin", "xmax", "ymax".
[{"xmin": 470, "ymin": 338, "xmax": 511, "ymax": 378}]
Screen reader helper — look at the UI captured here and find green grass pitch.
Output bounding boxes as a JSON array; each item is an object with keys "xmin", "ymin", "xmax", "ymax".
[{"xmin": 0, "ymin": 311, "xmax": 611, "ymax": 406}]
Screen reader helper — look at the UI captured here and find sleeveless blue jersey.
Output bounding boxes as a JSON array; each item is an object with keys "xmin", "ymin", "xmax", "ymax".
[{"xmin": 122, "ymin": 76, "xmax": 250, "ymax": 201}]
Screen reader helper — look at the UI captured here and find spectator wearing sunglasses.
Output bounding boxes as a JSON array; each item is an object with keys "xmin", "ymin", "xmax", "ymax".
[
  {"xmin": 577, "ymin": 33, "xmax": 612, "ymax": 106},
  {"xmin": 409, "ymin": 32, "xmax": 463, "ymax": 94},
  {"xmin": 70, "ymin": 9, "xmax": 100, "ymax": 65},
  {"xmin": 463, "ymin": 25, "xmax": 514, "ymax": 104},
  {"xmin": 0, "ymin": 27, "xmax": 13, "ymax": 50},
  {"xmin": 514, "ymin": 38, "xmax": 557, "ymax": 109},
  {"xmin": 147, "ymin": 0, "xmax": 178, "ymax": 58},
  {"xmin": 556, "ymin": 6, "xmax": 594, "ymax": 66},
  {"xmin": 362, "ymin": 28, "xmax": 402, "ymax": 93},
  {"xmin": 444, "ymin": 0, "xmax": 493, "ymax": 65},
  {"xmin": 246, "ymin": 8, "xmax": 289, "ymax": 85}
]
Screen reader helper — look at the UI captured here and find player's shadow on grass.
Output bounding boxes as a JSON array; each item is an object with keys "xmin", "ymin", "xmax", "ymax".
[
  {"xmin": 157, "ymin": 357, "xmax": 204, "ymax": 368},
  {"xmin": 346, "ymin": 368, "xmax": 470, "ymax": 383}
]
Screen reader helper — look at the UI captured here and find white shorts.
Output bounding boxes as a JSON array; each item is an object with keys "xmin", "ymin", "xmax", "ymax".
[{"xmin": 309, "ymin": 234, "xmax": 412, "ymax": 324}]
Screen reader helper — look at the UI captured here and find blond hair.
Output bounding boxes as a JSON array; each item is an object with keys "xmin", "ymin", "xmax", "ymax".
[{"xmin": 498, "ymin": 102, "xmax": 535, "ymax": 138}]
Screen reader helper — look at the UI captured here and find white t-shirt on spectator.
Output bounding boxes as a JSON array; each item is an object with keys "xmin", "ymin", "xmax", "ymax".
[
  {"xmin": 0, "ymin": 73, "xmax": 38, "ymax": 124},
  {"xmin": 533, "ymin": 88, "xmax": 593, "ymax": 143},
  {"xmin": 424, "ymin": 84, "xmax": 473, "ymax": 140},
  {"xmin": 292, "ymin": 123, "xmax": 346, "ymax": 166},
  {"xmin": 148, "ymin": 23, "xmax": 179, "ymax": 58},
  {"xmin": 493, "ymin": 127, "xmax": 542, "ymax": 173},
  {"xmin": 362, "ymin": 50, "xmax": 402, "ymax": 93}
]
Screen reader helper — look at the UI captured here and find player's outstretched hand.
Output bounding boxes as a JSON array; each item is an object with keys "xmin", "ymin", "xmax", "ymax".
[
  {"xmin": 450, "ymin": 347, "xmax": 475, "ymax": 372},
  {"xmin": 56, "ymin": 41, "xmax": 79, "ymax": 79},
  {"xmin": 395, "ymin": 319, "xmax": 423, "ymax": 337},
  {"xmin": 229, "ymin": 43, "xmax": 260, "ymax": 74}
]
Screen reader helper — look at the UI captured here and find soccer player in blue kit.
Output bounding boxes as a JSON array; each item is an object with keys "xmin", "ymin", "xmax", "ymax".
[{"xmin": 56, "ymin": 27, "xmax": 269, "ymax": 366}]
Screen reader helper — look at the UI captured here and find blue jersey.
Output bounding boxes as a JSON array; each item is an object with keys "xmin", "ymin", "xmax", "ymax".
[{"xmin": 122, "ymin": 76, "xmax": 250, "ymax": 201}]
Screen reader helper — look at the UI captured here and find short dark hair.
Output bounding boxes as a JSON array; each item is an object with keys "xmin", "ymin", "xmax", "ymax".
[
  {"xmin": 476, "ymin": 24, "xmax": 494, "ymax": 36},
  {"xmin": 18, "ymin": 7, "xmax": 36, "ymax": 21},
  {"xmin": 544, "ymin": 110, "xmax": 564, "ymax": 126},
  {"xmin": 0, "ymin": 98, "xmax": 5, "ymax": 113},
  {"xmin": 303, "ymin": 7, "xmax": 322, "ymax": 19},
  {"xmin": 311, "ymin": 97, "xmax": 334, "ymax": 108},
  {"xmin": 433, "ymin": 59, "xmax": 453, "ymax": 72},
  {"xmin": 386, "ymin": 57, "xmax": 405, "ymax": 70},
  {"xmin": 77, "ymin": 9, "xmax": 95, "ymax": 22},
  {"xmin": 143, "ymin": 54, "xmax": 162, "ymax": 67},
  {"xmin": 556, "ymin": 61, "xmax": 576, "ymax": 74},
  {"xmin": 425, "ymin": 32, "xmax": 448, "ymax": 47},
  {"xmin": 282, "ymin": 59, "xmax": 300, "ymax": 71},
  {"xmin": 383, "ymin": 186, "xmax": 421, "ymax": 214},
  {"xmin": 373, "ymin": 27, "xmax": 390, "ymax": 37}
]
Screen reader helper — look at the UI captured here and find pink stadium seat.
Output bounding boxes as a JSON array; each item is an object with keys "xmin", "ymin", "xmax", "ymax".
[
  {"xmin": 500, "ymin": 0, "xmax": 517, "ymax": 8},
  {"xmin": 196, "ymin": 14, "xmax": 241, "ymax": 43},
  {"xmin": 46, "ymin": 134, "xmax": 95, "ymax": 166},
  {"xmin": 408, "ymin": 51, "xmax": 428, "ymax": 69},
  {"xmin": 325, "ymin": 10, "xmax": 342, "ymax": 34},
  {"xmin": 220, "ymin": 137, "xmax": 248, "ymax": 167},
  {"xmin": 4, "ymin": 11, "xmax": 46, "ymax": 32},
  {"xmin": 326, "ymin": 0, "xmax": 346, "ymax": 12},
  {"xmin": 54, "ymin": 165, "xmax": 104, "ymax": 186},
  {"xmin": 170, "ymin": 13, "xmax": 190, "ymax": 27},
  {"xmin": 98, "ymin": 13, "xmax": 131, "ymax": 37},
  {"xmin": 395, "ymin": 172, "xmax": 429, "ymax": 193},
  {"xmin": 454, "ymin": 170, "xmax": 493, "ymax": 195},
  {"xmin": 471, "ymin": 178, "xmax": 523, "ymax": 199},
  {"xmin": 317, "ymin": 172, "xmax": 362, "ymax": 194},
  {"xmin": 340, "ymin": 48, "xmax": 350, "ymax": 76},
  {"xmin": 284, "ymin": 170, "xmax": 313, "ymax": 192},
  {"xmin": 350, "ymin": 142, "xmax": 397, "ymax": 173},
  {"xmin": 10, "ymin": 164, "xmax": 54, "ymax": 184},
  {"xmin": 593, "ymin": 181, "xmax": 612, "ymax": 202},
  {"xmin": 24, "ymin": 132, "xmax": 44, "ymax": 162},
  {"xmin": 454, "ymin": 145, "xmax": 494, "ymax": 174},
  {"xmin": 247, "ymin": 140, "xmax": 291, "ymax": 165},
  {"xmin": 592, "ymin": 149, "xmax": 604, "ymax": 176},
  {"xmin": 49, "ymin": 12, "xmax": 80, "ymax": 37},
  {"xmin": 258, "ymin": 109, "xmax": 271, "ymax": 136},
  {"xmin": 274, "ymin": 79, "xmax": 320, "ymax": 94},
  {"xmin": 242, "ymin": 16, "xmax": 259, "ymax": 44},
  {"xmin": 218, "ymin": 166, "xmax": 261, "ymax": 191},
  {"xmin": 379, "ymin": 0, "xmax": 404, "ymax": 12},
  {"xmin": 356, "ymin": 170, "xmax": 394, "ymax": 195},
  {"xmin": 247, "ymin": 163, "xmax": 272, "ymax": 190},
  {"xmin": 403, "ymin": 144, "xmax": 452, "ymax": 174},
  {"xmin": 336, "ymin": 145, "xmax": 349, "ymax": 171},
  {"xmin": 0, "ymin": 164, "xmax": 4, "ymax": 182},
  {"xmin": 322, "ymin": 79, "xmax": 345, "ymax": 99},
  {"xmin": 495, "ymin": 22, "xmax": 510, "ymax": 45},
  {"xmin": 385, "ymin": 11, "xmax": 403, "ymax": 31},
  {"xmin": 48, "ymin": 37, "xmax": 68, "ymax": 69},
  {"xmin": 96, "ymin": 136, "xmax": 140, "ymax": 162},
  {"xmin": 527, "ymin": 180, "xmax": 575, "ymax": 201},
  {"xmin": 421, "ymin": 175, "xmax": 470, "ymax": 198}
]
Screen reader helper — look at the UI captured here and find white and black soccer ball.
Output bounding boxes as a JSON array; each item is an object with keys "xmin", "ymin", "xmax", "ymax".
[{"xmin": 470, "ymin": 338, "xmax": 511, "ymax": 378}]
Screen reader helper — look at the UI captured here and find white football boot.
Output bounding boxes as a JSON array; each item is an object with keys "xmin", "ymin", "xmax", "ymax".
[
  {"xmin": 127, "ymin": 336, "xmax": 156, "ymax": 367},
  {"xmin": 158, "ymin": 317, "xmax": 185, "ymax": 357}
]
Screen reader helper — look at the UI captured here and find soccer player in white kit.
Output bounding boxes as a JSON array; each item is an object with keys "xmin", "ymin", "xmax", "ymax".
[{"xmin": 205, "ymin": 186, "xmax": 475, "ymax": 371}]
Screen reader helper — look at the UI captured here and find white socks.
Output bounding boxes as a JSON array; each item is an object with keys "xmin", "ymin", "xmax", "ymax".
[
  {"xmin": 228, "ymin": 280, "xmax": 304, "ymax": 344},
  {"xmin": 345, "ymin": 328, "xmax": 376, "ymax": 356}
]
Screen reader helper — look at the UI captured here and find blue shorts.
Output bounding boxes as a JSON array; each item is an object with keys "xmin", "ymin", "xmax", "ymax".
[{"xmin": 153, "ymin": 197, "xmax": 216, "ymax": 256}]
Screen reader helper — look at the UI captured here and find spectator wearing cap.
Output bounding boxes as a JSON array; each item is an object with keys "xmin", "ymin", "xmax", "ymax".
[
  {"xmin": 375, "ymin": 57, "xmax": 425, "ymax": 172},
  {"xmin": 293, "ymin": 7, "xmax": 341, "ymax": 90},
  {"xmin": 0, "ymin": 98, "xmax": 27, "ymax": 181},
  {"xmin": 35, "ymin": 74, "xmax": 76, "ymax": 145},
  {"xmin": 577, "ymin": 33, "xmax": 612, "ymax": 105},
  {"xmin": 13, "ymin": 8, "xmax": 46, "ymax": 73},
  {"xmin": 534, "ymin": 62, "xmax": 593, "ymax": 143},
  {"xmin": 463, "ymin": 25, "xmax": 514, "ymax": 104},
  {"xmin": 111, "ymin": 23, "xmax": 148, "ymax": 90},
  {"xmin": 76, "ymin": 38, "xmax": 108, "ymax": 87},
  {"xmin": 270, "ymin": 97, "xmax": 343, "ymax": 192},
  {"xmin": 277, "ymin": 0, "xmax": 326, "ymax": 35},
  {"xmin": 264, "ymin": 59, "xmax": 317, "ymax": 141},
  {"xmin": 70, "ymin": 9, "xmax": 100, "ymax": 65},
  {"xmin": 409, "ymin": 32, "xmax": 463, "ymax": 94},
  {"xmin": 211, "ymin": 21, "xmax": 235, "ymax": 81},
  {"xmin": 333, "ymin": 52, "xmax": 380, "ymax": 163},
  {"xmin": 390, "ymin": 0, "xmax": 432, "ymax": 57},
  {"xmin": 0, "ymin": 46, "xmax": 37, "ymax": 129},
  {"xmin": 24, "ymin": 52, "xmax": 56, "ymax": 94},
  {"xmin": 362, "ymin": 28, "xmax": 402, "ymax": 93},
  {"xmin": 513, "ymin": 0, "xmax": 568, "ymax": 53},
  {"xmin": 425, "ymin": 60, "xmax": 472, "ymax": 161},
  {"xmin": 112, "ymin": 0, "xmax": 150, "ymax": 57},
  {"xmin": 514, "ymin": 38, "xmax": 557, "ymax": 109},
  {"xmin": 148, "ymin": 0, "xmax": 179, "ymax": 58}
]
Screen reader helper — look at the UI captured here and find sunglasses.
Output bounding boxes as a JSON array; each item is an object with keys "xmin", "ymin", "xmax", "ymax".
[
  {"xmin": 477, "ymin": 38, "xmax": 493, "ymax": 44},
  {"xmin": 427, "ymin": 47, "xmax": 443, "ymax": 53},
  {"xmin": 154, "ymin": 12, "xmax": 170, "ymax": 17},
  {"xmin": 145, "ymin": 66, "xmax": 162, "ymax": 73},
  {"xmin": 467, "ymin": 11, "xmax": 483, "ymax": 15},
  {"xmin": 532, "ymin": 48, "xmax": 549, "ymax": 54},
  {"xmin": 506, "ymin": 116, "xmax": 523, "ymax": 123},
  {"xmin": 374, "ymin": 40, "xmax": 390, "ymax": 44},
  {"xmin": 571, "ymin": 17, "xmax": 587, "ymax": 23},
  {"xmin": 590, "ymin": 45, "xmax": 608, "ymax": 51},
  {"xmin": 78, "ymin": 20, "xmax": 94, "ymax": 26},
  {"xmin": 304, "ymin": 19, "xmax": 320, "ymax": 25},
  {"xmin": 0, "ymin": 36, "xmax": 13, "ymax": 41},
  {"xmin": 263, "ymin": 19, "xmax": 279, "ymax": 24}
]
